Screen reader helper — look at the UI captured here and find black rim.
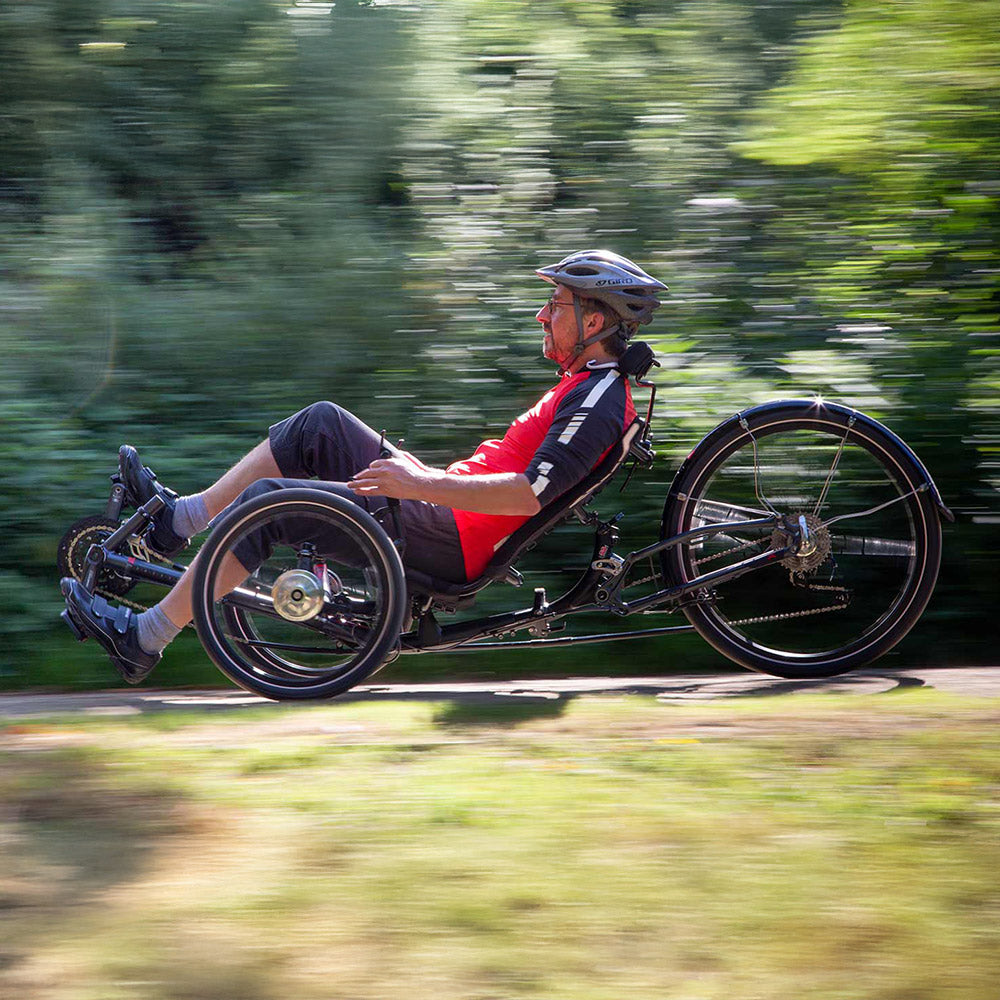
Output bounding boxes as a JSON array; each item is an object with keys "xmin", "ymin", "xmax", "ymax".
[
  {"xmin": 202, "ymin": 500, "xmax": 398, "ymax": 689},
  {"xmin": 671, "ymin": 418, "xmax": 932, "ymax": 664}
]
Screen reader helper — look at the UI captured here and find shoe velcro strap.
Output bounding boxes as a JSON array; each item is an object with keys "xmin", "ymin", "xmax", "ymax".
[
  {"xmin": 112, "ymin": 604, "xmax": 132, "ymax": 635},
  {"xmin": 94, "ymin": 592, "xmax": 132, "ymax": 635}
]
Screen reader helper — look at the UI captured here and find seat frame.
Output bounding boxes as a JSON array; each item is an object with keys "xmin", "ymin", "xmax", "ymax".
[
  {"xmin": 403, "ymin": 419, "xmax": 645, "ymax": 610},
  {"xmin": 402, "ymin": 340, "xmax": 661, "ymax": 615}
]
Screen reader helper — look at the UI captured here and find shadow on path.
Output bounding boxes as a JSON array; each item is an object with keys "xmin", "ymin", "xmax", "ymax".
[{"xmin": 1, "ymin": 667, "xmax": 997, "ymax": 721}]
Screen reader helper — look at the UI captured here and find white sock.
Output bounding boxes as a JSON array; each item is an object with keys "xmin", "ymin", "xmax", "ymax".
[
  {"xmin": 136, "ymin": 603, "xmax": 183, "ymax": 655},
  {"xmin": 171, "ymin": 493, "xmax": 211, "ymax": 539}
]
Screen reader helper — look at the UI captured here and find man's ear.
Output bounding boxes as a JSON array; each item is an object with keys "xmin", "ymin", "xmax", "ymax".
[{"xmin": 584, "ymin": 308, "xmax": 605, "ymax": 336}]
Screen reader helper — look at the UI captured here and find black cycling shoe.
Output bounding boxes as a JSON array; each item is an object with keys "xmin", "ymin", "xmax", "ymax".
[
  {"xmin": 118, "ymin": 444, "xmax": 189, "ymax": 559},
  {"xmin": 60, "ymin": 578, "xmax": 161, "ymax": 686}
]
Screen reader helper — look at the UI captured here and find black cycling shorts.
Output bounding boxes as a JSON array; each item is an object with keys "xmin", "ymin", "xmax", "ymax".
[{"xmin": 229, "ymin": 401, "xmax": 467, "ymax": 583}]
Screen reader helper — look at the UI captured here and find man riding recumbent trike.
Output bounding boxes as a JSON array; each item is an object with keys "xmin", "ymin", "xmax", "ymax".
[{"xmin": 59, "ymin": 251, "xmax": 951, "ymax": 700}]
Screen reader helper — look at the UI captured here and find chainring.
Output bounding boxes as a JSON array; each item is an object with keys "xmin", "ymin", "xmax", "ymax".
[{"xmin": 56, "ymin": 515, "xmax": 137, "ymax": 598}]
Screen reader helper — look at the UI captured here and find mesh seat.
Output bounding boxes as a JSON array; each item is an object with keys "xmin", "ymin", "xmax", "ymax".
[{"xmin": 404, "ymin": 419, "xmax": 643, "ymax": 605}]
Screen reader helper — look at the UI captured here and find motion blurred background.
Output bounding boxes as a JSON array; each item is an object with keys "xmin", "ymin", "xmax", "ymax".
[{"xmin": 1, "ymin": 0, "xmax": 996, "ymax": 687}]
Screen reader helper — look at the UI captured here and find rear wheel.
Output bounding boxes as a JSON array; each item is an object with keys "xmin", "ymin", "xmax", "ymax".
[
  {"xmin": 660, "ymin": 404, "xmax": 942, "ymax": 678},
  {"xmin": 192, "ymin": 489, "xmax": 406, "ymax": 700}
]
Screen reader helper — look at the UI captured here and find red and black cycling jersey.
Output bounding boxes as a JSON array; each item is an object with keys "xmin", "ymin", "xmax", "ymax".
[{"xmin": 446, "ymin": 363, "xmax": 635, "ymax": 579}]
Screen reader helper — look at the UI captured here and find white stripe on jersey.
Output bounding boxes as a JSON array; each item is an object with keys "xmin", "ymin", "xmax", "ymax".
[
  {"xmin": 580, "ymin": 371, "xmax": 620, "ymax": 409},
  {"xmin": 557, "ymin": 413, "xmax": 587, "ymax": 445},
  {"xmin": 557, "ymin": 371, "xmax": 621, "ymax": 444},
  {"xmin": 530, "ymin": 461, "xmax": 554, "ymax": 496}
]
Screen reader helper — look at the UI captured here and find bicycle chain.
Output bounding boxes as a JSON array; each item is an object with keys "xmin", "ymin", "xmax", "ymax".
[
  {"xmin": 108, "ymin": 540, "xmax": 196, "ymax": 630},
  {"xmin": 686, "ymin": 535, "xmax": 850, "ymax": 626},
  {"xmin": 727, "ymin": 593, "xmax": 848, "ymax": 626},
  {"xmin": 693, "ymin": 534, "xmax": 766, "ymax": 567}
]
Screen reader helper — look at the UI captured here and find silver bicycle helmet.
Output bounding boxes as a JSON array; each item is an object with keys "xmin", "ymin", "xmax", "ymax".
[{"xmin": 536, "ymin": 249, "xmax": 667, "ymax": 332}]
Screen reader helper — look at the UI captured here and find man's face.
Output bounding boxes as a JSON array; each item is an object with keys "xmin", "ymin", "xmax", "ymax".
[{"xmin": 536, "ymin": 284, "xmax": 583, "ymax": 366}]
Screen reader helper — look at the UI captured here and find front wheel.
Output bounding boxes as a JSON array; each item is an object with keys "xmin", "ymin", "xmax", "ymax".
[
  {"xmin": 192, "ymin": 488, "xmax": 407, "ymax": 700},
  {"xmin": 660, "ymin": 402, "xmax": 943, "ymax": 678}
]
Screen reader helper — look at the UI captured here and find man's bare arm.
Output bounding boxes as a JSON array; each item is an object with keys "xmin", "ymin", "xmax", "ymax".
[{"xmin": 348, "ymin": 456, "xmax": 541, "ymax": 516}]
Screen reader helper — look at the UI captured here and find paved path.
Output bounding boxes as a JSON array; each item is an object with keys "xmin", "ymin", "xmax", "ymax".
[{"xmin": 0, "ymin": 667, "xmax": 997, "ymax": 718}]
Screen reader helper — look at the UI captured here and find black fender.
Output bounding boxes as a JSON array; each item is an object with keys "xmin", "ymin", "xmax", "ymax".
[{"xmin": 663, "ymin": 399, "xmax": 954, "ymax": 526}]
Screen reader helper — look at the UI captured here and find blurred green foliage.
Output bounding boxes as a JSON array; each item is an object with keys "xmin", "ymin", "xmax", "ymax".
[{"xmin": 1, "ymin": 0, "xmax": 996, "ymax": 686}]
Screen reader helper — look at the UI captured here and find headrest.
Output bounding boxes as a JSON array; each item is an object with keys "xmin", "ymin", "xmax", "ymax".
[{"xmin": 616, "ymin": 341, "xmax": 657, "ymax": 380}]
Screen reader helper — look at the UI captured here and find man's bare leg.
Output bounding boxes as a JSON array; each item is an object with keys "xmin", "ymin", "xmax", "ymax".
[
  {"xmin": 159, "ymin": 439, "xmax": 282, "ymax": 628},
  {"xmin": 200, "ymin": 439, "xmax": 281, "ymax": 521},
  {"xmin": 158, "ymin": 548, "xmax": 249, "ymax": 628}
]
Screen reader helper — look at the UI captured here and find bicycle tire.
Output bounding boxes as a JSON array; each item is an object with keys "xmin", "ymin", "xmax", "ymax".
[
  {"xmin": 660, "ymin": 401, "xmax": 943, "ymax": 678},
  {"xmin": 192, "ymin": 488, "xmax": 406, "ymax": 700}
]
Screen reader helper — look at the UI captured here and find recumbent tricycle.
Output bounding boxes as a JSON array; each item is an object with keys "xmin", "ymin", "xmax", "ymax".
[{"xmin": 58, "ymin": 342, "xmax": 951, "ymax": 700}]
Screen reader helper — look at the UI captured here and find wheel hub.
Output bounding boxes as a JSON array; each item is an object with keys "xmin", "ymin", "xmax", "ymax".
[
  {"xmin": 272, "ymin": 568, "xmax": 326, "ymax": 622},
  {"xmin": 771, "ymin": 512, "xmax": 831, "ymax": 573}
]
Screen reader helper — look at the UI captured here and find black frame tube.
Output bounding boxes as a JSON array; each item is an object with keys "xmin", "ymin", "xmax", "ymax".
[
  {"xmin": 92, "ymin": 511, "xmax": 793, "ymax": 654},
  {"xmin": 102, "ymin": 551, "xmax": 182, "ymax": 587},
  {"xmin": 606, "ymin": 543, "xmax": 793, "ymax": 615},
  {"xmin": 444, "ymin": 623, "xmax": 694, "ymax": 652}
]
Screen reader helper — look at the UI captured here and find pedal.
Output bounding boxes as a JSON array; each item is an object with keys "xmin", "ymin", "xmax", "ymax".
[{"xmin": 60, "ymin": 608, "xmax": 87, "ymax": 642}]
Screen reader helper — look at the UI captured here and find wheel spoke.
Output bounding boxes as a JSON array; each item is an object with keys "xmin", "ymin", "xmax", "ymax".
[{"xmin": 738, "ymin": 414, "xmax": 780, "ymax": 515}]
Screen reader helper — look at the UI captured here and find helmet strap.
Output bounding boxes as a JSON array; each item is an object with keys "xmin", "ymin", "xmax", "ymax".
[
  {"xmin": 558, "ymin": 296, "xmax": 623, "ymax": 374},
  {"xmin": 570, "ymin": 296, "xmax": 621, "ymax": 348},
  {"xmin": 571, "ymin": 297, "xmax": 588, "ymax": 355}
]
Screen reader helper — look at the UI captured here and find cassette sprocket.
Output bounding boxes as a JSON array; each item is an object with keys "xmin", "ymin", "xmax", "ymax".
[{"xmin": 770, "ymin": 512, "xmax": 831, "ymax": 574}]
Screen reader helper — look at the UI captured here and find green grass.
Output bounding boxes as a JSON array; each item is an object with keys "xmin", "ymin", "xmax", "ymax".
[{"xmin": 2, "ymin": 690, "xmax": 999, "ymax": 999}]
